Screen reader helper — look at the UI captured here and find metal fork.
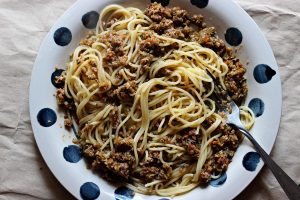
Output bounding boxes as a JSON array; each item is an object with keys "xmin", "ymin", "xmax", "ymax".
[{"xmin": 207, "ymin": 71, "xmax": 300, "ymax": 200}]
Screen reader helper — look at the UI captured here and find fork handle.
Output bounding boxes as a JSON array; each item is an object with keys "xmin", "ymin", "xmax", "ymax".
[{"xmin": 231, "ymin": 124, "xmax": 300, "ymax": 200}]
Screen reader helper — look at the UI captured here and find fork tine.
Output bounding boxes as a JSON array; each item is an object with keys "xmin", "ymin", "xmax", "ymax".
[
  {"xmin": 210, "ymin": 92, "xmax": 226, "ymax": 112},
  {"xmin": 206, "ymin": 69, "xmax": 231, "ymax": 102}
]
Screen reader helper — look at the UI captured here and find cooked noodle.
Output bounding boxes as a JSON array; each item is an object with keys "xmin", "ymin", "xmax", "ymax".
[{"xmin": 58, "ymin": 4, "xmax": 254, "ymax": 197}]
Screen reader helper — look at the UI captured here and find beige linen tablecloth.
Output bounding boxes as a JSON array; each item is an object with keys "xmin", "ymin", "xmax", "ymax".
[{"xmin": 0, "ymin": 0, "xmax": 299, "ymax": 199}]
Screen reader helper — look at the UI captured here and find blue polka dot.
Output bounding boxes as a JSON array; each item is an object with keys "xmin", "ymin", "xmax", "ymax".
[
  {"xmin": 243, "ymin": 152, "xmax": 261, "ymax": 171},
  {"xmin": 115, "ymin": 186, "xmax": 135, "ymax": 200},
  {"xmin": 210, "ymin": 173, "xmax": 227, "ymax": 187},
  {"xmin": 80, "ymin": 182, "xmax": 100, "ymax": 200},
  {"xmin": 37, "ymin": 108, "xmax": 57, "ymax": 127},
  {"xmin": 54, "ymin": 27, "xmax": 72, "ymax": 46},
  {"xmin": 63, "ymin": 145, "xmax": 82, "ymax": 163},
  {"xmin": 190, "ymin": 0, "xmax": 209, "ymax": 8},
  {"xmin": 151, "ymin": 0, "xmax": 170, "ymax": 6},
  {"xmin": 51, "ymin": 69, "xmax": 65, "ymax": 88},
  {"xmin": 248, "ymin": 98, "xmax": 264, "ymax": 117},
  {"xmin": 225, "ymin": 27, "xmax": 243, "ymax": 46},
  {"xmin": 82, "ymin": 11, "xmax": 99, "ymax": 29},
  {"xmin": 253, "ymin": 64, "xmax": 276, "ymax": 84}
]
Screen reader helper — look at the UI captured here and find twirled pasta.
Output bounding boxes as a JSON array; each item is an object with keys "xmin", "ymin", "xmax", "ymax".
[{"xmin": 59, "ymin": 4, "xmax": 254, "ymax": 197}]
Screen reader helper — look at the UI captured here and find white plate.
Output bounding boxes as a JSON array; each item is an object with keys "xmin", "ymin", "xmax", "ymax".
[{"xmin": 29, "ymin": 0, "xmax": 282, "ymax": 199}]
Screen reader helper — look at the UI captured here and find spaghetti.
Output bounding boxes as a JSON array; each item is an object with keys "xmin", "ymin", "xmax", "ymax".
[{"xmin": 56, "ymin": 3, "xmax": 254, "ymax": 197}]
